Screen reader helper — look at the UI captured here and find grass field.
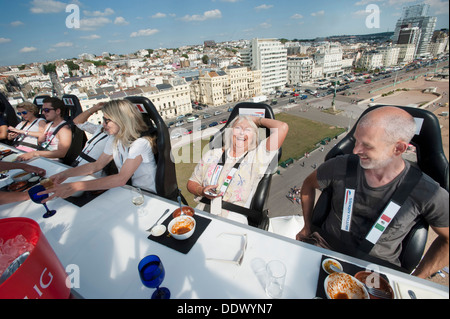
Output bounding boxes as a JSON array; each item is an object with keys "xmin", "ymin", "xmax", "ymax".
[{"xmin": 175, "ymin": 112, "xmax": 346, "ymax": 207}]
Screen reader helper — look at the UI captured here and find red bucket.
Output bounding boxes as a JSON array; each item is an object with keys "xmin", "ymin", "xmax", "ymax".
[{"xmin": 0, "ymin": 217, "xmax": 70, "ymax": 299}]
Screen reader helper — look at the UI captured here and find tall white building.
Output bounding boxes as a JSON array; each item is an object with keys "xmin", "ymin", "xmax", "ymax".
[
  {"xmin": 393, "ymin": 3, "xmax": 437, "ymax": 58},
  {"xmin": 313, "ymin": 43, "xmax": 343, "ymax": 78},
  {"xmin": 378, "ymin": 46, "xmax": 400, "ymax": 67},
  {"xmin": 287, "ymin": 56, "xmax": 314, "ymax": 85},
  {"xmin": 240, "ymin": 38, "xmax": 287, "ymax": 93}
]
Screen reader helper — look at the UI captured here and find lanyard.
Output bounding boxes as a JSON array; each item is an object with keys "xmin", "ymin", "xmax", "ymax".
[
  {"xmin": 210, "ymin": 150, "xmax": 248, "ymax": 195},
  {"xmin": 42, "ymin": 121, "xmax": 66, "ymax": 149}
]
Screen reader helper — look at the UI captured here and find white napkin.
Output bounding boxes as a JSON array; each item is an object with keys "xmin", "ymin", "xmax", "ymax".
[{"xmin": 394, "ymin": 281, "xmax": 448, "ymax": 299}]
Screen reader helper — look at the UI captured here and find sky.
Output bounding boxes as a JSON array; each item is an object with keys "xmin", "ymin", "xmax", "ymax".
[{"xmin": 0, "ymin": 0, "xmax": 448, "ymax": 67}]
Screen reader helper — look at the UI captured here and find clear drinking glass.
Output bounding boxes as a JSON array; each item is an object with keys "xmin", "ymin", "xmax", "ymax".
[
  {"xmin": 265, "ymin": 260, "xmax": 286, "ymax": 299},
  {"xmin": 130, "ymin": 186, "xmax": 145, "ymax": 216}
]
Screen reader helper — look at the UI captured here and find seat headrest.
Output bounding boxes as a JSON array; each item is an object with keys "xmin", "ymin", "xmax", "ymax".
[{"xmin": 209, "ymin": 102, "xmax": 275, "ymax": 150}]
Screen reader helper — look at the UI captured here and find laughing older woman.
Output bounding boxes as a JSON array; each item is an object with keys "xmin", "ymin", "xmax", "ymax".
[{"xmin": 187, "ymin": 115, "xmax": 288, "ymax": 224}]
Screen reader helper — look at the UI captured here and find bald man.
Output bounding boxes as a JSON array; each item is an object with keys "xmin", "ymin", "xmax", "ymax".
[{"xmin": 296, "ymin": 106, "xmax": 449, "ymax": 278}]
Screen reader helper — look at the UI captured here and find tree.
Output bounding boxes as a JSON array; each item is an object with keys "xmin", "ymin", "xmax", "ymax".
[
  {"xmin": 43, "ymin": 63, "xmax": 56, "ymax": 74},
  {"xmin": 202, "ymin": 55, "xmax": 209, "ymax": 65}
]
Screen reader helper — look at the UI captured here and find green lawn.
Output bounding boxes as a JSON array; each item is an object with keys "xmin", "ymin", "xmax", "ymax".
[{"xmin": 175, "ymin": 112, "xmax": 346, "ymax": 207}]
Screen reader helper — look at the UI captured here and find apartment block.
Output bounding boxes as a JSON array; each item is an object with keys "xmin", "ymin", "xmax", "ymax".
[
  {"xmin": 240, "ymin": 38, "xmax": 287, "ymax": 93},
  {"xmin": 313, "ymin": 43, "xmax": 344, "ymax": 78},
  {"xmin": 287, "ymin": 56, "xmax": 313, "ymax": 85},
  {"xmin": 191, "ymin": 66, "xmax": 262, "ymax": 107},
  {"xmin": 393, "ymin": 3, "xmax": 437, "ymax": 58}
]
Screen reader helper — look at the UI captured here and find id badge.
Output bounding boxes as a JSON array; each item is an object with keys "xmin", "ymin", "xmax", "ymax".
[{"xmin": 341, "ymin": 188, "xmax": 355, "ymax": 232}]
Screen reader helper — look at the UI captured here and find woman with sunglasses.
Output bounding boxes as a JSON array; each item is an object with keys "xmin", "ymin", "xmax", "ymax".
[
  {"xmin": 7, "ymin": 101, "xmax": 46, "ymax": 152},
  {"xmin": 39, "ymin": 99, "xmax": 157, "ymax": 201}
]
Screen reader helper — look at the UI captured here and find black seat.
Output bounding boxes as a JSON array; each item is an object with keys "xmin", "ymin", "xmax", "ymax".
[
  {"xmin": 125, "ymin": 96, "xmax": 181, "ymax": 202},
  {"xmin": 312, "ymin": 105, "xmax": 449, "ymax": 273},
  {"xmin": 61, "ymin": 94, "xmax": 84, "ymax": 120},
  {"xmin": 60, "ymin": 95, "xmax": 87, "ymax": 166},
  {"xmin": 0, "ymin": 93, "xmax": 20, "ymax": 144},
  {"xmin": 208, "ymin": 102, "xmax": 282, "ymax": 229}
]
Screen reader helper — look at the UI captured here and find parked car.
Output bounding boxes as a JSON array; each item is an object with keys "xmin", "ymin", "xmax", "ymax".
[
  {"xmin": 209, "ymin": 121, "xmax": 218, "ymax": 127},
  {"xmin": 214, "ymin": 111, "xmax": 222, "ymax": 116},
  {"xmin": 219, "ymin": 119, "xmax": 227, "ymax": 124}
]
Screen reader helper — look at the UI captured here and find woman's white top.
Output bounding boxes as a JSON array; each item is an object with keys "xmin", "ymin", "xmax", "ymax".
[
  {"xmin": 15, "ymin": 118, "xmax": 45, "ymax": 152},
  {"xmin": 104, "ymin": 137, "xmax": 156, "ymax": 193}
]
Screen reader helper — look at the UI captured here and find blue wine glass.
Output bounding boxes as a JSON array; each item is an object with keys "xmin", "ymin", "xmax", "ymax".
[
  {"xmin": 28, "ymin": 184, "xmax": 57, "ymax": 218},
  {"xmin": 138, "ymin": 255, "xmax": 170, "ymax": 299}
]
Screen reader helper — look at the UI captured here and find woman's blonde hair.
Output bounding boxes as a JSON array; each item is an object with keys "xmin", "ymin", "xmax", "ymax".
[
  {"xmin": 17, "ymin": 101, "xmax": 39, "ymax": 116},
  {"xmin": 103, "ymin": 99, "xmax": 157, "ymax": 154},
  {"xmin": 223, "ymin": 115, "xmax": 259, "ymax": 152}
]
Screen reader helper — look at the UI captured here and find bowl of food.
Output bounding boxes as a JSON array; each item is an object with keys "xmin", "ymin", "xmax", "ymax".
[
  {"xmin": 168, "ymin": 215, "xmax": 196, "ymax": 240},
  {"xmin": 12, "ymin": 171, "xmax": 32, "ymax": 182},
  {"xmin": 8, "ymin": 181, "xmax": 28, "ymax": 192},
  {"xmin": 354, "ymin": 271, "xmax": 394, "ymax": 299},
  {"xmin": 172, "ymin": 206, "xmax": 195, "ymax": 218},
  {"xmin": 324, "ymin": 272, "xmax": 369, "ymax": 299},
  {"xmin": 322, "ymin": 258, "xmax": 343, "ymax": 274}
]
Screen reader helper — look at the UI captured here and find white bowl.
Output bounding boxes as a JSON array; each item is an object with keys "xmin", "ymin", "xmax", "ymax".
[
  {"xmin": 324, "ymin": 272, "xmax": 369, "ymax": 299},
  {"xmin": 322, "ymin": 258, "xmax": 343, "ymax": 274},
  {"xmin": 12, "ymin": 171, "xmax": 32, "ymax": 182},
  {"xmin": 168, "ymin": 215, "xmax": 196, "ymax": 240}
]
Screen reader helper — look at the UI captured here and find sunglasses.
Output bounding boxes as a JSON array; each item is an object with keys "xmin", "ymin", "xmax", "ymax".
[
  {"xmin": 42, "ymin": 108, "xmax": 55, "ymax": 113},
  {"xmin": 102, "ymin": 117, "xmax": 112, "ymax": 124},
  {"xmin": 17, "ymin": 111, "xmax": 28, "ymax": 116}
]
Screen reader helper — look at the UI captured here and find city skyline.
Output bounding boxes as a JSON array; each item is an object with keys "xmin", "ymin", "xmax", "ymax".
[{"xmin": 1, "ymin": 0, "xmax": 449, "ymax": 67}]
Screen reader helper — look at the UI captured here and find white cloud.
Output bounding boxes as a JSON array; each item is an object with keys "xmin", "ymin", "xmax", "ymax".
[
  {"xmin": 30, "ymin": 0, "xmax": 66, "ymax": 14},
  {"xmin": 353, "ymin": 9, "xmax": 368, "ymax": 16},
  {"xmin": 152, "ymin": 12, "xmax": 167, "ymax": 18},
  {"xmin": 311, "ymin": 10, "xmax": 325, "ymax": 16},
  {"xmin": 20, "ymin": 47, "xmax": 37, "ymax": 53},
  {"xmin": 354, "ymin": 0, "xmax": 383, "ymax": 6},
  {"xmin": 291, "ymin": 14, "xmax": 304, "ymax": 19},
  {"xmin": 0, "ymin": 38, "xmax": 12, "ymax": 44},
  {"xmin": 80, "ymin": 34, "xmax": 101, "ymax": 40},
  {"xmin": 83, "ymin": 8, "xmax": 115, "ymax": 16},
  {"xmin": 130, "ymin": 29, "xmax": 160, "ymax": 37},
  {"xmin": 255, "ymin": 4, "xmax": 273, "ymax": 11},
  {"xmin": 79, "ymin": 17, "xmax": 112, "ymax": 31},
  {"xmin": 11, "ymin": 21, "xmax": 24, "ymax": 27},
  {"xmin": 260, "ymin": 22, "xmax": 271, "ymax": 28},
  {"xmin": 425, "ymin": 0, "xmax": 449, "ymax": 15},
  {"xmin": 180, "ymin": 9, "xmax": 222, "ymax": 22},
  {"xmin": 114, "ymin": 17, "xmax": 129, "ymax": 25},
  {"xmin": 53, "ymin": 41, "xmax": 73, "ymax": 47}
]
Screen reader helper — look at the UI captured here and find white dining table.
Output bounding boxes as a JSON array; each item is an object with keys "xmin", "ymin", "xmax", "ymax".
[{"xmin": 1, "ymin": 144, "xmax": 448, "ymax": 300}]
